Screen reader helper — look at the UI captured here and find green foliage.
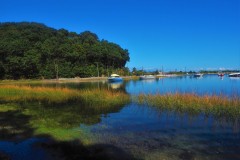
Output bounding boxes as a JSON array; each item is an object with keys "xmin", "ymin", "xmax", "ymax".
[{"xmin": 0, "ymin": 22, "xmax": 130, "ymax": 79}]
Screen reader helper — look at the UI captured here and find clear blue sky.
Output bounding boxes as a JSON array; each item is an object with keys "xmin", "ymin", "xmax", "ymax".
[{"xmin": 1, "ymin": 0, "xmax": 240, "ymax": 71}]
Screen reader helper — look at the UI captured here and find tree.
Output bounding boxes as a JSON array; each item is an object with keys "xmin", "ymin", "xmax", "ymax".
[
  {"xmin": 0, "ymin": 22, "xmax": 130, "ymax": 79},
  {"xmin": 132, "ymin": 67, "xmax": 137, "ymax": 75}
]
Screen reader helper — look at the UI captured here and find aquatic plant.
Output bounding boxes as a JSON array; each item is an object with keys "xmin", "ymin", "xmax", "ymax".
[{"xmin": 135, "ymin": 93, "xmax": 240, "ymax": 118}]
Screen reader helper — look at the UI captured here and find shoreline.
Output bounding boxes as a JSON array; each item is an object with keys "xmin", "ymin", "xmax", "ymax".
[
  {"xmin": 44, "ymin": 76, "xmax": 140, "ymax": 83},
  {"xmin": 0, "ymin": 76, "xmax": 139, "ymax": 84},
  {"xmin": 0, "ymin": 74, "xmax": 195, "ymax": 84}
]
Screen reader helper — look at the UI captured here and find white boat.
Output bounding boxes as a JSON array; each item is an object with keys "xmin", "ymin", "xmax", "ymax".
[
  {"xmin": 193, "ymin": 73, "xmax": 203, "ymax": 77},
  {"xmin": 139, "ymin": 75, "xmax": 156, "ymax": 80},
  {"xmin": 108, "ymin": 74, "xmax": 123, "ymax": 82},
  {"xmin": 229, "ymin": 73, "xmax": 240, "ymax": 77}
]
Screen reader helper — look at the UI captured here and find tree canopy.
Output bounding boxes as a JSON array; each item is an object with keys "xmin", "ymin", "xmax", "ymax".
[{"xmin": 0, "ymin": 22, "xmax": 130, "ymax": 79}]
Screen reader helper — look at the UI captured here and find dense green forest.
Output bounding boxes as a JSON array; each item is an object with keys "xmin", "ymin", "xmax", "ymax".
[{"xmin": 0, "ymin": 22, "xmax": 130, "ymax": 79}]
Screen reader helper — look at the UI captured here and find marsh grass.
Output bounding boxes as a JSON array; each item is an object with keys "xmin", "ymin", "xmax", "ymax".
[
  {"xmin": 0, "ymin": 85, "xmax": 75, "ymax": 103},
  {"xmin": 135, "ymin": 93, "xmax": 240, "ymax": 118},
  {"xmin": 0, "ymin": 85, "xmax": 130, "ymax": 106}
]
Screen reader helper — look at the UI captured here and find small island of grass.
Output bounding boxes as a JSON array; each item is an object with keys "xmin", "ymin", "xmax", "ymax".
[{"xmin": 135, "ymin": 93, "xmax": 240, "ymax": 118}]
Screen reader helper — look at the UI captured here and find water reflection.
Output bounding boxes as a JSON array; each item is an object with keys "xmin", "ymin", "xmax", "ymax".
[
  {"xmin": 0, "ymin": 101, "xmax": 131, "ymax": 159},
  {"xmin": 108, "ymin": 81, "xmax": 123, "ymax": 89},
  {"xmin": 0, "ymin": 102, "xmax": 126, "ymax": 140},
  {"xmin": 139, "ymin": 79, "xmax": 157, "ymax": 83},
  {"xmin": 230, "ymin": 77, "xmax": 240, "ymax": 80},
  {"xmin": 126, "ymin": 75, "xmax": 240, "ymax": 96},
  {"xmin": 82, "ymin": 103, "xmax": 240, "ymax": 160},
  {"xmin": 34, "ymin": 102, "xmax": 126, "ymax": 128}
]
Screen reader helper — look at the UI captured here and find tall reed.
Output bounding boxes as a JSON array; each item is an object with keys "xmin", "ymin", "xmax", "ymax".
[
  {"xmin": 0, "ymin": 85, "xmax": 130, "ymax": 106},
  {"xmin": 135, "ymin": 93, "xmax": 240, "ymax": 118},
  {"xmin": 0, "ymin": 85, "xmax": 77, "ymax": 103}
]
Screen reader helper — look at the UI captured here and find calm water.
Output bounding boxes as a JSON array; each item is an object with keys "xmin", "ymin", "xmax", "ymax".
[
  {"xmin": 0, "ymin": 75, "xmax": 240, "ymax": 160},
  {"xmin": 125, "ymin": 75, "xmax": 240, "ymax": 96}
]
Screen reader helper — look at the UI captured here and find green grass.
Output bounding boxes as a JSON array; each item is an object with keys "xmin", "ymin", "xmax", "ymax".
[{"xmin": 135, "ymin": 93, "xmax": 240, "ymax": 118}]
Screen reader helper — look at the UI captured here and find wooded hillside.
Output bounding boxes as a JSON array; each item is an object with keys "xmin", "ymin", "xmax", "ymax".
[{"xmin": 0, "ymin": 22, "xmax": 130, "ymax": 79}]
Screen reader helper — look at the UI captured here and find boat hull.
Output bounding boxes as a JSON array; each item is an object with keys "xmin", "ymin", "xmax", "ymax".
[
  {"xmin": 108, "ymin": 77, "xmax": 123, "ymax": 82},
  {"xmin": 139, "ymin": 75, "xmax": 156, "ymax": 80},
  {"xmin": 193, "ymin": 74, "xmax": 203, "ymax": 77},
  {"xmin": 229, "ymin": 73, "xmax": 240, "ymax": 77}
]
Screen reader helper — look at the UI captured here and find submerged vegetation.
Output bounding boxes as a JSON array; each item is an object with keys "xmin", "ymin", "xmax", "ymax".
[
  {"xmin": 135, "ymin": 93, "xmax": 240, "ymax": 118},
  {"xmin": 0, "ymin": 102, "xmax": 123, "ymax": 142}
]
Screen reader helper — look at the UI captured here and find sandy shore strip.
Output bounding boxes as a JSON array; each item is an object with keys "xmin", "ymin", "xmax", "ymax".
[
  {"xmin": 0, "ymin": 76, "xmax": 154, "ymax": 84},
  {"xmin": 43, "ymin": 76, "xmax": 138, "ymax": 83}
]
